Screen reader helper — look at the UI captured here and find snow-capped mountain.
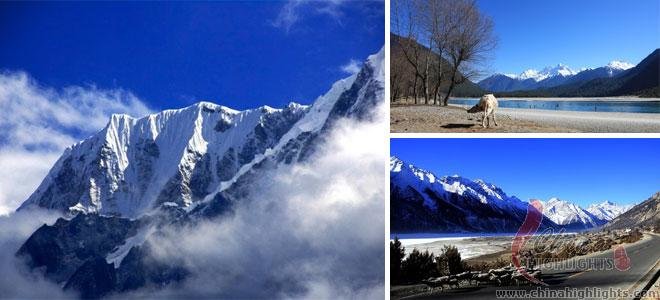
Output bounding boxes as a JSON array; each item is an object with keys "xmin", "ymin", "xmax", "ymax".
[
  {"xmin": 390, "ymin": 156, "xmax": 556, "ymax": 233},
  {"xmin": 536, "ymin": 198, "xmax": 633, "ymax": 230},
  {"xmin": 563, "ymin": 61, "xmax": 634, "ymax": 85},
  {"xmin": 479, "ymin": 64, "xmax": 577, "ymax": 92},
  {"xmin": 18, "ymin": 102, "xmax": 310, "ymax": 218},
  {"xmin": 516, "ymin": 69, "xmax": 541, "ymax": 81},
  {"xmin": 390, "ymin": 156, "xmax": 632, "ymax": 233},
  {"xmin": 607, "ymin": 60, "xmax": 635, "ymax": 70},
  {"xmin": 538, "ymin": 197, "xmax": 605, "ymax": 230},
  {"xmin": 587, "ymin": 200, "xmax": 633, "ymax": 221},
  {"xmin": 514, "ymin": 64, "xmax": 578, "ymax": 82},
  {"xmin": 15, "ymin": 47, "xmax": 384, "ymax": 298},
  {"xmin": 19, "ymin": 48, "xmax": 384, "ymax": 219},
  {"xmin": 478, "ymin": 60, "xmax": 635, "ymax": 92}
]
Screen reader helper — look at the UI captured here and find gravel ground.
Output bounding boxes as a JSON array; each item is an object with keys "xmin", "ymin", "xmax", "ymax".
[{"xmin": 390, "ymin": 104, "xmax": 660, "ymax": 133}]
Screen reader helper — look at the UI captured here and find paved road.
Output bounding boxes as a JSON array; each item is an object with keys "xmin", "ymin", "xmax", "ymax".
[{"xmin": 403, "ymin": 233, "xmax": 660, "ymax": 300}]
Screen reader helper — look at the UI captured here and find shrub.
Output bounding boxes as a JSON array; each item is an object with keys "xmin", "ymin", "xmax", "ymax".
[
  {"xmin": 402, "ymin": 249, "xmax": 436, "ymax": 283},
  {"xmin": 390, "ymin": 237, "xmax": 406, "ymax": 284},
  {"xmin": 436, "ymin": 245, "xmax": 463, "ymax": 275}
]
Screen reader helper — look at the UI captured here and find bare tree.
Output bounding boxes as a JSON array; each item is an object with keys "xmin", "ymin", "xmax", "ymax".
[
  {"xmin": 392, "ymin": 0, "xmax": 432, "ymax": 104},
  {"xmin": 391, "ymin": 0, "xmax": 496, "ymax": 106},
  {"xmin": 421, "ymin": 0, "xmax": 453, "ymax": 105},
  {"xmin": 441, "ymin": 0, "xmax": 497, "ymax": 106}
]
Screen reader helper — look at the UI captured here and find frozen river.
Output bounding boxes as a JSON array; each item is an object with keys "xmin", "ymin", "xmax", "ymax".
[{"xmin": 391, "ymin": 233, "xmax": 516, "ymax": 259}]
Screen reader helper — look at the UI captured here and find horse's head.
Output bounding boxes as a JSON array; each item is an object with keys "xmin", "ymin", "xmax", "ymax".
[{"xmin": 467, "ymin": 104, "xmax": 482, "ymax": 114}]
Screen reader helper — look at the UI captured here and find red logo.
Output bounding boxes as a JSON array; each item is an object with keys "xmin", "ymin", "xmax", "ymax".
[
  {"xmin": 613, "ymin": 245, "xmax": 631, "ymax": 271},
  {"xmin": 511, "ymin": 200, "xmax": 547, "ymax": 286}
]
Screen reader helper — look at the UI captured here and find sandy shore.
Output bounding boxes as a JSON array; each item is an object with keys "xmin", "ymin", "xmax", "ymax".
[
  {"xmin": 451, "ymin": 96, "xmax": 660, "ymax": 102},
  {"xmin": 390, "ymin": 104, "xmax": 660, "ymax": 133}
]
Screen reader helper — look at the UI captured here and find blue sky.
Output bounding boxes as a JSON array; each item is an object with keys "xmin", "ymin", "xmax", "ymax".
[
  {"xmin": 391, "ymin": 138, "xmax": 660, "ymax": 207},
  {"xmin": 0, "ymin": 1, "xmax": 384, "ymax": 111},
  {"xmin": 476, "ymin": 0, "xmax": 660, "ymax": 74}
]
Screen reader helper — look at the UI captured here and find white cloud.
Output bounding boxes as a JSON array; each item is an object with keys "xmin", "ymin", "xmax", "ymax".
[
  {"xmin": 0, "ymin": 209, "xmax": 75, "ymax": 298},
  {"xmin": 117, "ymin": 102, "xmax": 387, "ymax": 298},
  {"xmin": 0, "ymin": 70, "xmax": 152, "ymax": 215},
  {"xmin": 341, "ymin": 59, "xmax": 362, "ymax": 75},
  {"xmin": 272, "ymin": 0, "xmax": 347, "ymax": 33}
]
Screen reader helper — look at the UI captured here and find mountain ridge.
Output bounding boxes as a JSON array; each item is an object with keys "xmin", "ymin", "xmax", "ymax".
[
  {"xmin": 479, "ymin": 61, "xmax": 633, "ymax": 93},
  {"xmin": 18, "ymin": 48, "xmax": 384, "ymax": 219},
  {"xmin": 483, "ymin": 49, "xmax": 659, "ymax": 97},
  {"xmin": 390, "ymin": 156, "xmax": 632, "ymax": 233},
  {"xmin": 390, "ymin": 156, "xmax": 554, "ymax": 233}
]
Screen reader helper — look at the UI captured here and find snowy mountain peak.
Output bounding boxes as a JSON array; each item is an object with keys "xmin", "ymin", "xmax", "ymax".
[
  {"xmin": 18, "ymin": 48, "xmax": 385, "ymax": 219},
  {"xmin": 512, "ymin": 64, "xmax": 577, "ymax": 82},
  {"xmin": 607, "ymin": 60, "xmax": 634, "ymax": 70},
  {"xmin": 20, "ymin": 100, "xmax": 315, "ymax": 217},
  {"xmin": 540, "ymin": 197, "xmax": 603, "ymax": 228},
  {"xmin": 389, "ymin": 156, "xmax": 404, "ymax": 172},
  {"xmin": 517, "ymin": 69, "xmax": 540, "ymax": 80},
  {"xmin": 185, "ymin": 101, "xmax": 234, "ymax": 114},
  {"xmin": 110, "ymin": 113, "xmax": 135, "ymax": 121},
  {"xmin": 286, "ymin": 102, "xmax": 306, "ymax": 112},
  {"xmin": 390, "ymin": 157, "xmax": 528, "ymax": 211},
  {"xmin": 259, "ymin": 105, "xmax": 279, "ymax": 113},
  {"xmin": 586, "ymin": 200, "xmax": 632, "ymax": 221},
  {"xmin": 541, "ymin": 64, "xmax": 577, "ymax": 78},
  {"xmin": 538, "ymin": 197, "xmax": 634, "ymax": 229},
  {"xmin": 389, "ymin": 156, "xmax": 437, "ymax": 182}
]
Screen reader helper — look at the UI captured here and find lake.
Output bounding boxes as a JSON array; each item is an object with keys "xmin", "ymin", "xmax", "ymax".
[{"xmin": 448, "ymin": 98, "xmax": 660, "ymax": 113}]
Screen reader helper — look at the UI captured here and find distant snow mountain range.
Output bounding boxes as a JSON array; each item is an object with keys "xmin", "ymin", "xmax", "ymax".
[
  {"xmin": 390, "ymin": 156, "xmax": 633, "ymax": 233},
  {"xmin": 506, "ymin": 63, "xmax": 580, "ymax": 82},
  {"xmin": 587, "ymin": 200, "xmax": 634, "ymax": 221},
  {"xmin": 479, "ymin": 61, "xmax": 635, "ymax": 93}
]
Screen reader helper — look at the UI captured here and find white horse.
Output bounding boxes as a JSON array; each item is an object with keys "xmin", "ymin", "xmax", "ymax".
[{"xmin": 467, "ymin": 94, "xmax": 499, "ymax": 128}]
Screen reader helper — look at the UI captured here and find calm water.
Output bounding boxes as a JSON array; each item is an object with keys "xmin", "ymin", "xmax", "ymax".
[{"xmin": 448, "ymin": 98, "xmax": 660, "ymax": 113}]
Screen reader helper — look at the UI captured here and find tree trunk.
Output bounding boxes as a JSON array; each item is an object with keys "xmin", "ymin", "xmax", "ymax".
[
  {"xmin": 413, "ymin": 76, "xmax": 419, "ymax": 104},
  {"xmin": 431, "ymin": 84, "xmax": 440, "ymax": 105},
  {"xmin": 442, "ymin": 70, "xmax": 459, "ymax": 106},
  {"xmin": 423, "ymin": 56, "xmax": 430, "ymax": 105}
]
